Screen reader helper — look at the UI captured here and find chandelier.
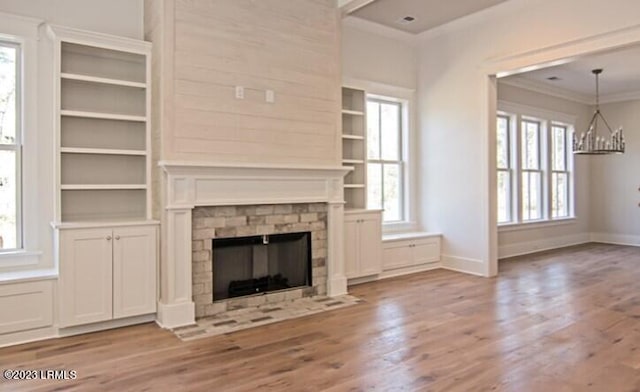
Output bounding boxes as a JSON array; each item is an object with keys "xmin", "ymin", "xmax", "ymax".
[{"xmin": 573, "ymin": 69, "xmax": 625, "ymax": 154}]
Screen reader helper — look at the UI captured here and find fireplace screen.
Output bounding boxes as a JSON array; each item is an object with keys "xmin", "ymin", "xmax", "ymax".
[{"xmin": 212, "ymin": 232, "xmax": 312, "ymax": 301}]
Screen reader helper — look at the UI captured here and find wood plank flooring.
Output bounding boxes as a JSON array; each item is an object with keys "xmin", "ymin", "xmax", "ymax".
[{"xmin": 2, "ymin": 243, "xmax": 640, "ymax": 391}]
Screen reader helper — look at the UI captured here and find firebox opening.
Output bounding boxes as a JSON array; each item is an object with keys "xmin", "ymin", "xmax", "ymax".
[{"xmin": 212, "ymin": 232, "xmax": 312, "ymax": 301}]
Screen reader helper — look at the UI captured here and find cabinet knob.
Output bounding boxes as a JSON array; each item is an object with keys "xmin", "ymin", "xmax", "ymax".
[
  {"xmin": 115, "ymin": 235, "xmax": 121, "ymax": 240},
  {"xmin": 106, "ymin": 236, "xmax": 112, "ymax": 241}
]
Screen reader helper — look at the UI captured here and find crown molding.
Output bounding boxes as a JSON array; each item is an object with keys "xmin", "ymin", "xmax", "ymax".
[
  {"xmin": 342, "ymin": 16, "xmax": 418, "ymax": 46},
  {"xmin": 499, "ymin": 77, "xmax": 593, "ymax": 105},
  {"xmin": 500, "ymin": 76, "xmax": 640, "ymax": 105},
  {"xmin": 338, "ymin": 0, "xmax": 376, "ymax": 15},
  {"xmin": 599, "ymin": 90, "xmax": 640, "ymax": 104}
]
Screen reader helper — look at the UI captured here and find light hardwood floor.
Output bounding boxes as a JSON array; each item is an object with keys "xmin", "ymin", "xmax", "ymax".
[{"xmin": 2, "ymin": 243, "xmax": 640, "ymax": 391}]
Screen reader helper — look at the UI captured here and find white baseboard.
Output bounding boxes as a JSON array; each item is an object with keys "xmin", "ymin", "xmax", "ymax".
[
  {"xmin": 58, "ymin": 314, "xmax": 156, "ymax": 337},
  {"xmin": 441, "ymin": 255, "xmax": 486, "ymax": 276},
  {"xmin": 0, "ymin": 326, "xmax": 57, "ymax": 348},
  {"xmin": 499, "ymin": 232, "xmax": 590, "ymax": 259},
  {"xmin": 590, "ymin": 232, "xmax": 640, "ymax": 247}
]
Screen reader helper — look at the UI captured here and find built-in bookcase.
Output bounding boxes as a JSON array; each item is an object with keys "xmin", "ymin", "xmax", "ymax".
[
  {"xmin": 342, "ymin": 87, "xmax": 367, "ymax": 209},
  {"xmin": 50, "ymin": 26, "xmax": 151, "ymax": 224}
]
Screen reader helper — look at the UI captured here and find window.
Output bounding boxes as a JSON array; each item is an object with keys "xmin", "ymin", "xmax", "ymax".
[
  {"xmin": 551, "ymin": 125, "xmax": 570, "ymax": 218},
  {"xmin": 366, "ymin": 98, "xmax": 404, "ymax": 222},
  {"xmin": 497, "ymin": 106, "xmax": 574, "ymax": 225},
  {"xmin": 0, "ymin": 41, "xmax": 20, "ymax": 251},
  {"xmin": 496, "ymin": 115, "xmax": 512, "ymax": 223},
  {"xmin": 521, "ymin": 119, "xmax": 542, "ymax": 221}
]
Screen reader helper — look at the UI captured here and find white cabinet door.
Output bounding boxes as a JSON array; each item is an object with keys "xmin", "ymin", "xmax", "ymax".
[
  {"xmin": 358, "ymin": 215, "xmax": 382, "ymax": 276},
  {"xmin": 113, "ymin": 226, "xmax": 157, "ymax": 318},
  {"xmin": 412, "ymin": 240, "xmax": 440, "ymax": 265},
  {"xmin": 344, "ymin": 218, "xmax": 360, "ymax": 279},
  {"xmin": 59, "ymin": 228, "xmax": 113, "ymax": 327},
  {"xmin": 383, "ymin": 244, "xmax": 413, "ymax": 270}
]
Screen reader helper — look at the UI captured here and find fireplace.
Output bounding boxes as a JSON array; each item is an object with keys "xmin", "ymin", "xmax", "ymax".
[
  {"xmin": 157, "ymin": 162, "xmax": 349, "ymax": 328},
  {"xmin": 212, "ymin": 232, "xmax": 312, "ymax": 301},
  {"xmin": 191, "ymin": 203, "xmax": 330, "ymax": 317}
]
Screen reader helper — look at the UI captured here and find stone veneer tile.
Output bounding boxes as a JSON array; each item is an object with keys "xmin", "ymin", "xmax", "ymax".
[
  {"xmin": 215, "ymin": 227, "xmax": 236, "ymax": 238},
  {"xmin": 192, "ymin": 203, "xmax": 329, "ymax": 318},
  {"xmin": 274, "ymin": 205, "xmax": 293, "ymax": 214},
  {"xmin": 300, "ymin": 213, "xmax": 318, "ymax": 222},
  {"xmin": 214, "ymin": 206, "xmax": 237, "ymax": 217},
  {"xmin": 255, "ymin": 205, "xmax": 274, "ymax": 215}
]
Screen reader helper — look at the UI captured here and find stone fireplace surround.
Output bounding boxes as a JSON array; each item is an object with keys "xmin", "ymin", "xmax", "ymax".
[
  {"xmin": 192, "ymin": 203, "xmax": 328, "ymax": 318},
  {"xmin": 157, "ymin": 161, "xmax": 350, "ymax": 328}
]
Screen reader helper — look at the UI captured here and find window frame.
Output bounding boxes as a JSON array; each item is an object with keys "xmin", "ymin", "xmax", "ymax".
[
  {"xmin": 0, "ymin": 39, "xmax": 22, "ymax": 252},
  {"xmin": 520, "ymin": 118, "xmax": 543, "ymax": 222},
  {"xmin": 366, "ymin": 97, "xmax": 405, "ymax": 223},
  {"xmin": 497, "ymin": 102, "xmax": 576, "ymax": 229},
  {"xmin": 0, "ymin": 13, "xmax": 47, "ymax": 271},
  {"xmin": 496, "ymin": 114, "xmax": 513, "ymax": 223},
  {"xmin": 550, "ymin": 123, "xmax": 572, "ymax": 219}
]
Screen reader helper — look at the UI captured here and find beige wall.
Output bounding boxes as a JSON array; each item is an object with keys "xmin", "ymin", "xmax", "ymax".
[
  {"xmin": 0, "ymin": 0, "xmax": 143, "ymax": 39},
  {"xmin": 146, "ymin": 0, "xmax": 341, "ymax": 166},
  {"xmin": 341, "ymin": 20, "xmax": 417, "ymax": 90},
  {"xmin": 589, "ymin": 99, "xmax": 640, "ymax": 242},
  {"xmin": 496, "ymin": 83, "xmax": 592, "ymax": 257}
]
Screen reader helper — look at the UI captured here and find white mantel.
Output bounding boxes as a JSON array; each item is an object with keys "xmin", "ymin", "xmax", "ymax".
[{"xmin": 156, "ymin": 161, "xmax": 352, "ymax": 328}]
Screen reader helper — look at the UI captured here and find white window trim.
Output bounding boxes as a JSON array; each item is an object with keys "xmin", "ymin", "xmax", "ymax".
[
  {"xmin": 0, "ymin": 12, "xmax": 48, "ymax": 271},
  {"xmin": 0, "ymin": 39, "xmax": 23, "ymax": 252},
  {"xmin": 342, "ymin": 78, "xmax": 418, "ymax": 233},
  {"xmin": 497, "ymin": 101, "xmax": 577, "ymax": 232}
]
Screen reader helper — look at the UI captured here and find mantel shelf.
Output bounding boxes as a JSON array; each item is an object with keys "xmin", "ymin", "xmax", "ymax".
[
  {"xmin": 342, "ymin": 159, "xmax": 364, "ymax": 164},
  {"xmin": 61, "ymin": 73, "xmax": 147, "ymax": 89}
]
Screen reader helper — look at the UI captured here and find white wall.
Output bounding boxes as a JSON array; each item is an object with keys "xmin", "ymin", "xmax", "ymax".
[
  {"xmin": 417, "ymin": 0, "xmax": 640, "ymax": 275},
  {"xmin": 341, "ymin": 18, "xmax": 420, "ymax": 230},
  {"xmin": 0, "ymin": 0, "xmax": 143, "ymax": 39},
  {"xmin": 341, "ymin": 18, "xmax": 417, "ymax": 90},
  {"xmin": 496, "ymin": 83, "xmax": 592, "ymax": 257},
  {"xmin": 590, "ymin": 99, "xmax": 640, "ymax": 245}
]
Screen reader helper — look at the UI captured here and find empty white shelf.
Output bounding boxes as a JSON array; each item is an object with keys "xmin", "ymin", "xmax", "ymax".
[
  {"xmin": 60, "ymin": 147, "xmax": 147, "ymax": 156},
  {"xmin": 61, "ymin": 184, "xmax": 148, "ymax": 190},
  {"xmin": 61, "ymin": 73, "xmax": 147, "ymax": 89},
  {"xmin": 61, "ymin": 110, "xmax": 146, "ymax": 122}
]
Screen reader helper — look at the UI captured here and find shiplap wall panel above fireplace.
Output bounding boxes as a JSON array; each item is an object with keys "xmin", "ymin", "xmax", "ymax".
[{"xmin": 145, "ymin": 0, "xmax": 342, "ymax": 166}]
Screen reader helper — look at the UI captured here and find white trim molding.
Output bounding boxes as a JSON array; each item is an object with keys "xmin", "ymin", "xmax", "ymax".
[
  {"xmin": 499, "ymin": 232, "xmax": 590, "ymax": 259},
  {"xmin": 590, "ymin": 232, "xmax": 640, "ymax": 247},
  {"xmin": 441, "ymin": 255, "xmax": 486, "ymax": 277},
  {"xmin": 156, "ymin": 161, "xmax": 351, "ymax": 328}
]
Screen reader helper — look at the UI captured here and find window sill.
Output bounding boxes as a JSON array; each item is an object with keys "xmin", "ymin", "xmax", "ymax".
[
  {"xmin": 0, "ymin": 250, "xmax": 43, "ymax": 269},
  {"xmin": 498, "ymin": 217, "xmax": 577, "ymax": 233},
  {"xmin": 0, "ymin": 268, "xmax": 58, "ymax": 285}
]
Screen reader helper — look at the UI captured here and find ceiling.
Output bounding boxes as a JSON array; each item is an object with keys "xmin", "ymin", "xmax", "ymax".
[
  {"xmin": 350, "ymin": 0, "xmax": 509, "ymax": 34},
  {"xmin": 502, "ymin": 45, "xmax": 640, "ymax": 103}
]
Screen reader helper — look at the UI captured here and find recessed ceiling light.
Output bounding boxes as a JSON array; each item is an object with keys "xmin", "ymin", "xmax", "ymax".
[{"xmin": 397, "ymin": 16, "xmax": 416, "ymax": 25}]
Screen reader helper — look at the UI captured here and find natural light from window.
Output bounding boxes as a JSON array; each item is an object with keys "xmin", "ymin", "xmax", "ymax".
[
  {"xmin": 366, "ymin": 98, "xmax": 403, "ymax": 223},
  {"xmin": 497, "ymin": 109, "xmax": 574, "ymax": 226},
  {"xmin": 0, "ymin": 41, "xmax": 19, "ymax": 251}
]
